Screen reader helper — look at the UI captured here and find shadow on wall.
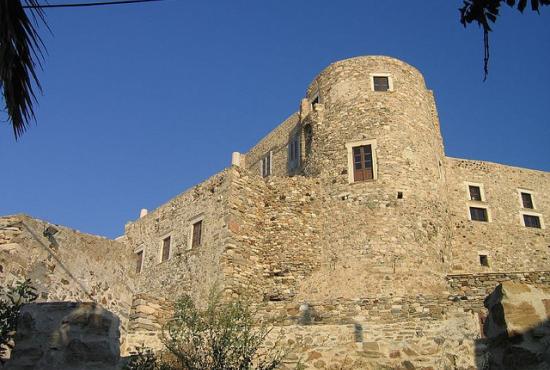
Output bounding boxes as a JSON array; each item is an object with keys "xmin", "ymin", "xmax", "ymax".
[
  {"xmin": 5, "ymin": 302, "xmax": 121, "ymax": 370},
  {"xmin": 475, "ymin": 282, "xmax": 550, "ymax": 370}
]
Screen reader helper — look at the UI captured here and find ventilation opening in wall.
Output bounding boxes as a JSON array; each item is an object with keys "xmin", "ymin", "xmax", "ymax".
[
  {"xmin": 479, "ymin": 255, "xmax": 489, "ymax": 267},
  {"xmin": 397, "ymin": 191, "xmax": 403, "ymax": 199}
]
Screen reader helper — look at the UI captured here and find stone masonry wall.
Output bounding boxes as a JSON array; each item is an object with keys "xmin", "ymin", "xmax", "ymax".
[
  {"xmin": 446, "ymin": 158, "xmax": 550, "ymax": 273},
  {"xmin": 124, "ymin": 169, "xmax": 233, "ymax": 304},
  {"xmin": 245, "ymin": 112, "xmax": 300, "ymax": 177},
  {"xmin": 0, "ymin": 214, "xmax": 135, "ymax": 344}
]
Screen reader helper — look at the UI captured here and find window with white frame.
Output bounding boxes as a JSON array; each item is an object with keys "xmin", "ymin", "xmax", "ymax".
[
  {"xmin": 469, "ymin": 206, "xmax": 489, "ymax": 222},
  {"xmin": 345, "ymin": 139, "xmax": 378, "ymax": 184},
  {"xmin": 261, "ymin": 151, "xmax": 272, "ymax": 177},
  {"xmin": 517, "ymin": 189, "xmax": 544, "ymax": 228},
  {"xmin": 518, "ymin": 189, "xmax": 536, "ymax": 209},
  {"xmin": 520, "ymin": 211, "xmax": 544, "ymax": 229},
  {"xmin": 370, "ymin": 73, "xmax": 393, "ymax": 92},
  {"xmin": 465, "ymin": 182, "xmax": 490, "ymax": 222}
]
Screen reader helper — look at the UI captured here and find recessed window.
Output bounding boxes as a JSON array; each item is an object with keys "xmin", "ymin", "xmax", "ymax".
[
  {"xmin": 136, "ymin": 250, "xmax": 144, "ymax": 273},
  {"xmin": 397, "ymin": 191, "xmax": 403, "ymax": 199},
  {"xmin": 523, "ymin": 214, "xmax": 541, "ymax": 229},
  {"xmin": 521, "ymin": 192, "xmax": 534, "ymax": 209},
  {"xmin": 261, "ymin": 151, "xmax": 272, "ymax": 177},
  {"xmin": 469, "ymin": 185, "xmax": 482, "ymax": 201},
  {"xmin": 470, "ymin": 207, "xmax": 488, "ymax": 222},
  {"xmin": 161, "ymin": 236, "xmax": 171, "ymax": 262},
  {"xmin": 373, "ymin": 76, "xmax": 390, "ymax": 92},
  {"xmin": 345, "ymin": 139, "xmax": 378, "ymax": 184},
  {"xmin": 288, "ymin": 133, "xmax": 300, "ymax": 169},
  {"xmin": 303, "ymin": 125, "xmax": 313, "ymax": 157},
  {"xmin": 479, "ymin": 254, "xmax": 489, "ymax": 267},
  {"xmin": 311, "ymin": 95, "xmax": 319, "ymax": 107},
  {"xmin": 192, "ymin": 220, "xmax": 203, "ymax": 247},
  {"xmin": 352, "ymin": 145, "xmax": 374, "ymax": 182}
]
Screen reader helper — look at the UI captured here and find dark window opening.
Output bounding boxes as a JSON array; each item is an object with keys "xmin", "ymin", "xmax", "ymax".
[
  {"xmin": 352, "ymin": 145, "xmax": 373, "ymax": 182},
  {"xmin": 304, "ymin": 125, "xmax": 313, "ymax": 157},
  {"xmin": 261, "ymin": 153, "xmax": 271, "ymax": 177},
  {"xmin": 469, "ymin": 185, "xmax": 482, "ymax": 201},
  {"xmin": 161, "ymin": 236, "xmax": 171, "ymax": 262},
  {"xmin": 470, "ymin": 207, "xmax": 488, "ymax": 222},
  {"xmin": 373, "ymin": 76, "xmax": 390, "ymax": 92},
  {"xmin": 521, "ymin": 192, "xmax": 534, "ymax": 209},
  {"xmin": 289, "ymin": 136, "xmax": 299, "ymax": 163},
  {"xmin": 311, "ymin": 96, "xmax": 319, "ymax": 107},
  {"xmin": 523, "ymin": 214, "xmax": 541, "ymax": 229},
  {"xmin": 479, "ymin": 255, "xmax": 489, "ymax": 267},
  {"xmin": 397, "ymin": 191, "xmax": 403, "ymax": 199},
  {"xmin": 136, "ymin": 250, "xmax": 143, "ymax": 273},
  {"xmin": 192, "ymin": 220, "xmax": 203, "ymax": 247}
]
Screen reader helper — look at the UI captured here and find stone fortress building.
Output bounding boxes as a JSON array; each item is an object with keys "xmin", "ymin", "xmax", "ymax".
[{"xmin": 1, "ymin": 56, "xmax": 549, "ymax": 369}]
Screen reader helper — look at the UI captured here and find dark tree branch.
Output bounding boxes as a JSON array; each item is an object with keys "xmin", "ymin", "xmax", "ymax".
[{"xmin": 460, "ymin": 0, "xmax": 549, "ymax": 80}]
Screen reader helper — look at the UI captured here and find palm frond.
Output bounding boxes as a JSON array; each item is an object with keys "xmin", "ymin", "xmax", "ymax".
[{"xmin": 0, "ymin": 0, "xmax": 47, "ymax": 139}]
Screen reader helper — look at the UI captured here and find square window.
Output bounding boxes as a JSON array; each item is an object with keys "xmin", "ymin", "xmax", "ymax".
[
  {"xmin": 192, "ymin": 220, "xmax": 203, "ymax": 247},
  {"xmin": 136, "ymin": 250, "xmax": 143, "ymax": 273},
  {"xmin": 373, "ymin": 76, "xmax": 390, "ymax": 92},
  {"xmin": 521, "ymin": 192, "xmax": 534, "ymax": 209},
  {"xmin": 161, "ymin": 236, "xmax": 171, "ymax": 262},
  {"xmin": 523, "ymin": 214, "xmax": 541, "ymax": 228},
  {"xmin": 479, "ymin": 255, "xmax": 489, "ymax": 267},
  {"xmin": 470, "ymin": 207, "xmax": 488, "ymax": 222},
  {"xmin": 469, "ymin": 185, "xmax": 482, "ymax": 201}
]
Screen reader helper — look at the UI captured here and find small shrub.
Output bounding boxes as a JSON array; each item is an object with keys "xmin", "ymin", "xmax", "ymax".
[
  {"xmin": 161, "ymin": 289, "xmax": 285, "ymax": 370},
  {"xmin": 0, "ymin": 279, "xmax": 37, "ymax": 362}
]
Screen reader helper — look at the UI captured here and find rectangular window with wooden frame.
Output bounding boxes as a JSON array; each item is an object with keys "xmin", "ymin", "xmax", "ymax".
[
  {"xmin": 352, "ymin": 145, "xmax": 374, "ymax": 182},
  {"xmin": 161, "ymin": 236, "xmax": 171, "ymax": 262},
  {"xmin": 192, "ymin": 220, "xmax": 202, "ymax": 248}
]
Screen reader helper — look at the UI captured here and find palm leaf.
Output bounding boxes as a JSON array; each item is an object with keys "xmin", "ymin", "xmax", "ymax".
[{"xmin": 0, "ymin": 0, "xmax": 47, "ymax": 139}]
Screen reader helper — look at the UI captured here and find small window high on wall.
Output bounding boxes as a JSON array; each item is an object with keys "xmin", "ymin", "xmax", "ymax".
[{"xmin": 371, "ymin": 74, "xmax": 393, "ymax": 92}]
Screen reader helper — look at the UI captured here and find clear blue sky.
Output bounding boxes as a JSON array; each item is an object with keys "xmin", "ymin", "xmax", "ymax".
[{"xmin": 1, "ymin": 1, "xmax": 549, "ymax": 238}]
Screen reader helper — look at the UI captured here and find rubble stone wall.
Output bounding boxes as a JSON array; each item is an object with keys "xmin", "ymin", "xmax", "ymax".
[
  {"xmin": 0, "ymin": 215, "xmax": 134, "ymax": 342},
  {"xmin": 124, "ymin": 170, "xmax": 233, "ymax": 304},
  {"xmin": 446, "ymin": 158, "xmax": 550, "ymax": 273}
]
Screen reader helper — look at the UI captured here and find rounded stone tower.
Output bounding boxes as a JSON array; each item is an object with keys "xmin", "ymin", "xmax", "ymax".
[{"xmin": 296, "ymin": 56, "xmax": 452, "ymax": 298}]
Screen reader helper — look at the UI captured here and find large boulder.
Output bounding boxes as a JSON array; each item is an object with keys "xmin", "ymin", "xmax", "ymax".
[
  {"xmin": 5, "ymin": 302, "xmax": 121, "ymax": 370},
  {"xmin": 481, "ymin": 282, "xmax": 550, "ymax": 370}
]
